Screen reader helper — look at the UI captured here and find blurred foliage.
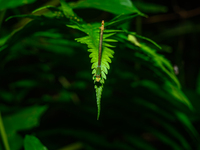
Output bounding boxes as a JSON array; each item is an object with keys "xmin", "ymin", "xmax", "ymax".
[
  {"xmin": 0, "ymin": 0, "xmax": 36, "ymax": 10},
  {"xmin": 67, "ymin": 0, "xmax": 144, "ymax": 16},
  {"xmin": 24, "ymin": 135, "xmax": 48, "ymax": 150},
  {"xmin": 0, "ymin": 0, "xmax": 200, "ymax": 150}
]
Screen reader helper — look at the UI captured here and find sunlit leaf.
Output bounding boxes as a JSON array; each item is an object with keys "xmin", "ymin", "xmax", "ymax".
[{"xmin": 24, "ymin": 135, "xmax": 48, "ymax": 150}]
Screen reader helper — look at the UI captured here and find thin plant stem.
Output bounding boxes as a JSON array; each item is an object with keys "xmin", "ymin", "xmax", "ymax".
[{"xmin": 0, "ymin": 112, "xmax": 10, "ymax": 150}]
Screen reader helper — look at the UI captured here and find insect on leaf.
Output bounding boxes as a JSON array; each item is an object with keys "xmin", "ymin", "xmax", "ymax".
[{"xmin": 67, "ymin": 20, "xmax": 117, "ymax": 119}]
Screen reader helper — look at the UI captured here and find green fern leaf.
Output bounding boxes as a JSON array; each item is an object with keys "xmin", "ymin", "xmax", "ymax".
[
  {"xmin": 130, "ymin": 32, "xmax": 162, "ymax": 49},
  {"xmin": 139, "ymin": 43, "xmax": 180, "ymax": 88},
  {"xmin": 68, "ymin": 22, "xmax": 117, "ymax": 119},
  {"xmin": 95, "ymin": 85, "xmax": 103, "ymax": 120},
  {"xmin": 74, "ymin": 25, "xmax": 116, "ymax": 81},
  {"xmin": 116, "ymin": 33, "xmax": 180, "ymax": 88}
]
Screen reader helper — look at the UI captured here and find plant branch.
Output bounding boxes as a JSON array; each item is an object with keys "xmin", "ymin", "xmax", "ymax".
[{"xmin": 0, "ymin": 112, "xmax": 10, "ymax": 150}]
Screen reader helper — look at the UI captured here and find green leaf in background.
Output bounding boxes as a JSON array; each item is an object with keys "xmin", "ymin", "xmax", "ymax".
[
  {"xmin": 133, "ymin": 1, "xmax": 168, "ymax": 13},
  {"xmin": 5, "ymin": 14, "xmax": 43, "ymax": 22},
  {"xmin": 0, "ymin": 0, "xmax": 36, "ymax": 10},
  {"xmin": 60, "ymin": 0, "xmax": 83, "ymax": 22},
  {"xmin": 128, "ymin": 33, "xmax": 162, "ymax": 49},
  {"xmin": 2, "ymin": 105, "xmax": 48, "ymax": 150},
  {"xmin": 125, "ymin": 135, "xmax": 157, "ymax": 150},
  {"xmin": 10, "ymin": 80, "xmax": 39, "ymax": 88},
  {"xmin": 118, "ymin": 32, "xmax": 180, "ymax": 88},
  {"xmin": 150, "ymin": 129, "xmax": 182, "ymax": 150},
  {"xmin": 69, "ymin": 0, "xmax": 144, "ymax": 16},
  {"xmin": 32, "ymin": 5, "xmax": 60, "ymax": 14},
  {"xmin": 175, "ymin": 111, "xmax": 199, "ymax": 139},
  {"xmin": 132, "ymin": 80, "xmax": 192, "ymax": 110},
  {"xmin": 60, "ymin": 0, "xmax": 75, "ymax": 16},
  {"xmin": 137, "ymin": 44, "xmax": 180, "ymax": 88},
  {"xmin": 0, "ymin": 35, "xmax": 10, "ymax": 47},
  {"xmin": 24, "ymin": 135, "xmax": 48, "ymax": 150}
]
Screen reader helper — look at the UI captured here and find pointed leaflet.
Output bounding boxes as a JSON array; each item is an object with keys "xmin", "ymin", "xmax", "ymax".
[{"xmin": 95, "ymin": 85, "xmax": 103, "ymax": 120}]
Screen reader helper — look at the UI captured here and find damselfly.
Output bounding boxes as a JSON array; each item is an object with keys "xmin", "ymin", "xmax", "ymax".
[{"xmin": 94, "ymin": 20, "xmax": 104, "ymax": 82}]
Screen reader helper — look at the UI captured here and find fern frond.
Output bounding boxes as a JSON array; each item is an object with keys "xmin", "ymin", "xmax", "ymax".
[
  {"xmin": 139, "ymin": 43, "xmax": 180, "ymax": 88},
  {"xmin": 74, "ymin": 25, "xmax": 116, "ymax": 81},
  {"xmin": 68, "ymin": 21, "xmax": 117, "ymax": 119},
  {"xmin": 116, "ymin": 33, "xmax": 180, "ymax": 88},
  {"xmin": 95, "ymin": 85, "xmax": 103, "ymax": 120},
  {"xmin": 127, "ymin": 32, "xmax": 162, "ymax": 49}
]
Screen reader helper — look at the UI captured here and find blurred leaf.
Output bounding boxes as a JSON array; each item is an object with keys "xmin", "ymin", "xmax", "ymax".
[
  {"xmin": 175, "ymin": 111, "xmax": 199, "ymax": 139},
  {"xmin": 24, "ymin": 135, "xmax": 48, "ymax": 150},
  {"xmin": 133, "ymin": 1, "xmax": 168, "ymax": 13},
  {"xmin": 130, "ymin": 32, "xmax": 162, "ymax": 49},
  {"xmin": 33, "ymin": 31, "xmax": 63, "ymax": 38},
  {"xmin": 0, "ymin": 0, "xmax": 36, "ymax": 10},
  {"xmin": 32, "ymin": 5, "xmax": 60, "ymax": 14},
  {"xmin": 69, "ymin": 0, "xmax": 144, "ymax": 16},
  {"xmin": 60, "ymin": 0, "xmax": 75, "ymax": 17},
  {"xmin": 106, "ymin": 14, "xmax": 142, "ymax": 27},
  {"xmin": 151, "ymin": 129, "xmax": 183, "ymax": 150},
  {"xmin": 184, "ymin": 89, "xmax": 200, "ymax": 119},
  {"xmin": 134, "ymin": 99, "xmax": 192, "ymax": 150},
  {"xmin": 72, "ymin": 81, "xmax": 87, "ymax": 89},
  {"xmin": 125, "ymin": 135, "xmax": 156, "ymax": 150},
  {"xmin": 164, "ymin": 81, "xmax": 192, "ymax": 109},
  {"xmin": 56, "ymin": 90, "xmax": 72, "ymax": 102},
  {"xmin": 0, "ymin": 90, "xmax": 13, "ymax": 102},
  {"xmin": 117, "ymin": 32, "xmax": 179, "ymax": 88},
  {"xmin": 60, "ymin": 0, "xmax": 83, "ymax": 22},
  {"xmin": 127, "ymin": 34, "xmax": 141, "ymax": 47},
  {"xmin": 136, "ymin": 46, "xmax": 179, "ymax": 87},
  {"xmin": 0, "ymin": 35, "xmax": 10, "ymax": 46},
  {"xmin": 132, "ymin": 80, "xmax": 192, "ymax": 110},
  {"xmin": 159, "ymin": 121, "xmax": 192, "ymax": 149},
  {"xmin": 5, "ymin": 14, "xmax": 44, "ymax": 22},
  {"xmin": 10, "ymin": 80, "xmax": 39, "ymax": 88},
  {"xmin": 3, "ymin": 105, "xmax": 48, "ymax": 150}
]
